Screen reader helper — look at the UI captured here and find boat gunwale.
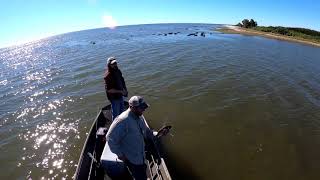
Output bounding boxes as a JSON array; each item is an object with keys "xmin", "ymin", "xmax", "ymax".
[{"xmin": 74, "ymin": 105, "xmax": 109, "ymax": 179}]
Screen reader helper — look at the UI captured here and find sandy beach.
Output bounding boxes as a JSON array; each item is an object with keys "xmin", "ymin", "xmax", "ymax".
[{"xmin": 217, "ymin": 25, "xmax": 320, "ymax": 47}]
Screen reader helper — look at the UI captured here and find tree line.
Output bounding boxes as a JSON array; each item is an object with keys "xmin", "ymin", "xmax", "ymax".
[{"xmin": 235, "ymin": 18, "xmax": 320, "ymax": 42}]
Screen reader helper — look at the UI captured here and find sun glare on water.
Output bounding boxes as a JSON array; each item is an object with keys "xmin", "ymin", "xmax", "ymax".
[{"xmin": 2, "ymin": 33, "xmax": 54, "ymax": 48}]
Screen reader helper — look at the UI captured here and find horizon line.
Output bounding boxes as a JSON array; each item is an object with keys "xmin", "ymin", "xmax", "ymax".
[{"xmin": 1, "ymin": 22, "xmax": 319, "ymax": 49}]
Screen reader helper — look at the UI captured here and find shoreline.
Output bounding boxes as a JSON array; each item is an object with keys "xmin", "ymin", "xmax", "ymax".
[{"xmin": 216, "ymin": 25, "xmax": 320, "ymax": 47}]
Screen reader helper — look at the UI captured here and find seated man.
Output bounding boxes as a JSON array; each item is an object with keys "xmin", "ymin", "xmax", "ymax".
[{"xmin": 105, "ymin": 96, "xmax": 170, "ymax": 180}]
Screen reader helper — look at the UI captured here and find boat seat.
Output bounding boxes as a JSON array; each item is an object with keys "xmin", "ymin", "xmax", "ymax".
[{"xmin": 100, "ymin": 141, "xmax": 127, "ymax": 178}]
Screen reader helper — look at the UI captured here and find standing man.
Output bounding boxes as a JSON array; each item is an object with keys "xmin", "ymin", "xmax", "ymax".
[
  {"xmin": 104, "ymin": 56, "xmax": 128, "ymax": 120},
  {"xmin": 106, "ymin": 96, "xmax": 170, "ymax": 180}
]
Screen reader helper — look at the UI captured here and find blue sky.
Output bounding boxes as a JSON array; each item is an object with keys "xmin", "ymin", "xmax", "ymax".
[{"xmin": 1, "ymin": 0, "xmax": 319, "ymax": 48}]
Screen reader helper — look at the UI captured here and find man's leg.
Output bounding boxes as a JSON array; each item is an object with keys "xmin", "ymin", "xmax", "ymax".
[
  {"xmin": 110, "ymin": 99, "xmax": 120, "ymax": 120},
  {"xmin": 119, "ymin": 96, "xmax": 125, "ymax": 113},
  {"xmin": 127, "ymin": 162, "xmax": 147, "ymax": 180}
]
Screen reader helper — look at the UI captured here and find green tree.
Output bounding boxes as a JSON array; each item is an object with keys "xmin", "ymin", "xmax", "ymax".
[
  {"xmin": 242, "ymin": 19, "xmax": 250, "ymax": 28},
  {"xmin": 250, "ymin": 19, "xmax": 257, "ymax": 27}
]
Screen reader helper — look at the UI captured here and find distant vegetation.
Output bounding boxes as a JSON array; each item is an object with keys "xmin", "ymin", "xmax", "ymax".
[
  {"xmin": 236, "ymin": 19, "xmax": 257, "ymax": 28},
  {"xmin": 236, "ymin": 19, "xmax": 320, "ymax": 43}
]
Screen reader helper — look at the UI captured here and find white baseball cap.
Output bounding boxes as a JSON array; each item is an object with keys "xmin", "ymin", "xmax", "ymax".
[
  {"xmin": 129, "ymin": 96, "xmax": 149, "ymax": 109},
  {"xmin": 107, "ymin": 56, "xmax": 117, "ymax": 65}
]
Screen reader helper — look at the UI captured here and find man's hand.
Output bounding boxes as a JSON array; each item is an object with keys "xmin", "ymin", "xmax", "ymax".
[
  {"xmin": 122, "ymin": 89, "xmax": 128, "ymax": 97},
  {"xmin": 108, "ymin": 89, "xmax": 124, "ymax": 94},
  {"xmin": 156, "ymin": 126, "xmax": 172, "ymax": 138}
]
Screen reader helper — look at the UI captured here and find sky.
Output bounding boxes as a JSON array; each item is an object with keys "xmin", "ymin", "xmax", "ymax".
[{"xmin": 1, "ymin": 0, "xmax": 319, "ymax": 48}]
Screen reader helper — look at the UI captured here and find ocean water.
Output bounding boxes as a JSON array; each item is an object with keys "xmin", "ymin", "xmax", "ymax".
[{"xmin": 1, "ymin": 23, "xmax": 320, "ymax": 179}]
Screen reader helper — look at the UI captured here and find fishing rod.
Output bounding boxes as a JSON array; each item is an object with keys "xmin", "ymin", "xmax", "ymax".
[
  {"xmin": 128, "ymin": 91, "xmax": 175, "ymax": 99},
  {"xmin": 128, "ymin": 88, "xmax": 210, "ymax": 102}
]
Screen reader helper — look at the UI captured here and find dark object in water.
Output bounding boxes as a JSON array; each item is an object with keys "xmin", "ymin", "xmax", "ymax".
[
  {"xmin": 200, "ymin": 32, "xmax": 205, "ymax": 37},
  {"xmin": 168, "ymin": 32, "xmax": 173, "ymax": 35},
  {"xmin": 74, "ymin": 102, "xmax": 172, "ymax": 180},
  {"xmin": 187, "ymin": 33, "xmax": 198, "ymax": 36},
  {"xmin": 90, "ymin": 41, "xmax": 96, "ymax": 44}
]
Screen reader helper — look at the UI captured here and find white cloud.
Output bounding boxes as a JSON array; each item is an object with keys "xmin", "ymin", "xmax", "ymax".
[{"xmin": 102, "ymin": 15, "xmax": 118, "ymax": 29}]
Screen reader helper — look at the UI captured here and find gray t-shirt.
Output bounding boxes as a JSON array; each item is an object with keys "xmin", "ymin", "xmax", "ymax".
[{"xmin": 106, "ymin": 108, "xmax": 156, "ymax": 165}]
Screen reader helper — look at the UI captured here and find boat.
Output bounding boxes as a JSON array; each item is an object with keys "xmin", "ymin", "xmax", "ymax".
[{"xmin": 74, "ymin": 102, "xmax": 172, "ymax": 180}]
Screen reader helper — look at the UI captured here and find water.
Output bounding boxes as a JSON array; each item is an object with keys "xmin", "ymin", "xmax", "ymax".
[{"xmin": 1, "ymin": 23, "xmax": 320, "ymax": 180}]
